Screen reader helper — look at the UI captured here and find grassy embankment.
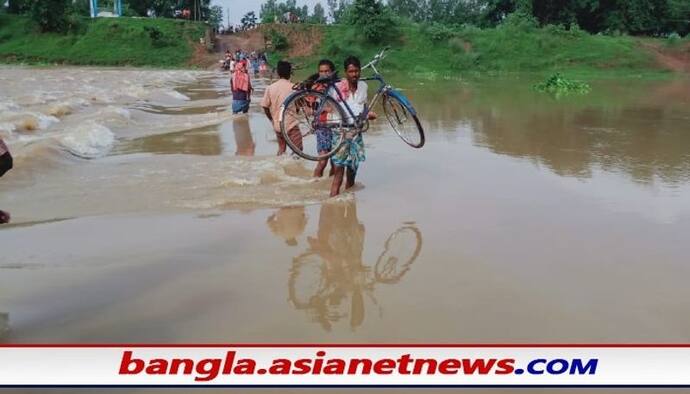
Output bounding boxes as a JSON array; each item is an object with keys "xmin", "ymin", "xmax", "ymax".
[
  {"xmin": 275, "ymin": 22, "xmax": 683, "ymax": 81},
  {"xmin": 0, "ymin": 14, "xmax": 207, "ymax": 67},
  {"xmin": 1, "ymin": 11, "xmax": 684, "ymax": 76}
]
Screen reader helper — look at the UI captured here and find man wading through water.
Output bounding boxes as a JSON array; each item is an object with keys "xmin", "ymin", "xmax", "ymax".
[
  {"xmin": 330, "ymin": 56, "xmax": 376, "ymax": 197},
  {"xmin": 261, "ymin": 61, "xmax": 303, "ymax": 156}
]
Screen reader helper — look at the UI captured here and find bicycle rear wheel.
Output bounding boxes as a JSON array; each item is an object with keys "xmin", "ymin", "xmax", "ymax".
[
  {"xmin": 382, "ymin": 93, "xmax": 425, "ymax": 148},
  {"xmin": 280, "ymin": 90, "xmax": 347, "ymax": 161}
]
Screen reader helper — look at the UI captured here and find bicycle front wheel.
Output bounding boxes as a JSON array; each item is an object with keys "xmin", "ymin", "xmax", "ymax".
[
  {"xmin": 374, "ymin": 225, "xmax": 423, "ymax": 284},
  {"xmin": 279, "ymin": 90, "xmax": 347, "ymax": 161},
  {"xmin": 382, "ymin": 93, "xmax": 425, "ymax": 149}
]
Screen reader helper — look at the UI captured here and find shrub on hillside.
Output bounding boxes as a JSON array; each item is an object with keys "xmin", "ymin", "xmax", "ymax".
[
  {"xmin": 267, "ymin": 29, "xmax": 289, "ymax": 50},
  {"xmin": 667, "ymin": 32, "xmax": 682, "ymax": 45},
  {"xmin": 344, "ymin": 0, "xmax": 399, "ymax": 44},
  {"xmin": 424, "ymin": 23, "xmax": 455, "ymax": 43},
  {"xmin": 499, "ymin": 11, "xmax": 538, "ymax": 32},
  {"xmin": 543, "ymin": 23, "xmax": 586, "ymax": 38},
  {"xmin": 30, "ymin": 0, "xmax": 70, "ymax": 32},
  {"xmin": 322, "ymin": 28, "xmax": 363, "ymax": 57},
  {"xmin": 143, "ymin": 26, "xmax": 172, "ymax": 48}
]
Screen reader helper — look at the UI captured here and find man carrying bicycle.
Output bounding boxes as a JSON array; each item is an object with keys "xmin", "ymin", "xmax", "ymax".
[{"xmin": 330, "ymin": 56, "xmax": 377, "ymax": 197}]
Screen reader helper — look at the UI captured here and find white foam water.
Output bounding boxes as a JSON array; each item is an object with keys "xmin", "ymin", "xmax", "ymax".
[
  {"xmin": 164, "ymin": 90, "xmax": 191, "ymax": 101},
  {"xmin": 59, "ymin": 121, "xmax": 115, "ymax": 159}
]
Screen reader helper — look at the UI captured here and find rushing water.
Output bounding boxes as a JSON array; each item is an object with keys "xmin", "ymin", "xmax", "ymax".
[{"xmin": 1, "ymin": 66, "xmax": 690, "ymax": 392}]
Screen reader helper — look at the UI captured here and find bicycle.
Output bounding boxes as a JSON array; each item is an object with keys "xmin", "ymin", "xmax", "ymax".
[{"xmin": 278, "ymin": 48, "xmax": 425, "ymax": 161}]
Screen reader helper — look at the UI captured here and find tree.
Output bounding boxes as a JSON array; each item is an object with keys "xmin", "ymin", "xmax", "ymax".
[
  {"xmin": 326, "ymin": 0, "xmax": 350, "ymax": 22},
  {"xmin": 346, "ymin": 0, "xmax": 398, "ymax": 42},
  {"xmin": 481, "ymin": 0, "xmax": 518, "ymax": 26},
  {"xmin": 311, "ymin": 2, "xmax": 327, "ymax": 23},
  {"xmin": 208, "ymin": 5, "xmax": 222, "ymax": 29},
  {"xmin": 241, "ymin": 11, "xmax": 257, "ymax": 29},
  {"xmin": 30, "ymin": 0, "xmax": 70, "ymax": 32},
  {"xmin": 667, "ymin": 0, "xmax": 690, "ymax": 35},
  {"xmin": 388, "ymin": 0, "xmax": 420, "ymax": 21},
  {"xmin": 260, "ymin": 0, "xmax": 278, "ymax": 23},
  {"xmin": 7, "ymin": 0, "xmax": 31, "ymax": 13},
  {"xmin": 126, "ymin": 0, "xmax": 154, "ymax": 16}
]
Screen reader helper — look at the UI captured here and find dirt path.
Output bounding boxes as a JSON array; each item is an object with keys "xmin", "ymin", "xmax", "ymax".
[
  {"xmin": 216, "ymin": 29, "xmax": 267, "ymax": 54},
  {"xmin": 640, "ymin": 40, "xmax": 690, "ymax": 73},
  {"xmin": 216, "ymin": 24, "xmax": 324, "ymax": 58}
]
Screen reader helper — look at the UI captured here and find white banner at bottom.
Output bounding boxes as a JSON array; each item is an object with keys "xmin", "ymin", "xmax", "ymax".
[{"xmin": 1, "ymin": 345, "xmax": 690, "ymax": 387}]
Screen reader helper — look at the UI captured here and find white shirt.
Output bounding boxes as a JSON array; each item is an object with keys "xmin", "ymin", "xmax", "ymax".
[{"xmin": 332, "ymin": 81, "xmax": 368, "ymax": 123}]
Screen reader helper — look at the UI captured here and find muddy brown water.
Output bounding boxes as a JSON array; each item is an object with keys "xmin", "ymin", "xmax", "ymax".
[{"xmin": 1, "ymin": 66, "xmax": 689, "ymax": 392}]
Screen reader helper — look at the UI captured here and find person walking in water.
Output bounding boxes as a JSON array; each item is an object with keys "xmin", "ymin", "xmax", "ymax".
[
  {"xmin": 261, "ymin": 61, "xmax": 302, "ymax": 155},
  {"xmin": 330, "ymin": 56, "xmax": 376, "ymax": 197},
  {"xmin": 0, "ymin": 137, "xmax": 13, "ymax": 224},
  {"xmin": 311, "ymin": 59, "xmax": 337, "ymax": 178},
  {"xmin": 230, "ymin": 60, "xmax": 252, "ymax": 114}
]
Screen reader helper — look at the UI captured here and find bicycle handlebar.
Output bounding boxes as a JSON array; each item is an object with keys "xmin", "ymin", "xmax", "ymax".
[{"xmin": 362, "ymin": 47, "xmax": 391, "ymax": 71}]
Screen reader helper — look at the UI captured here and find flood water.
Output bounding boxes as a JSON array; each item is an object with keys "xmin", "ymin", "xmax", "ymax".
[{"xmin": 1, "ymin": 66, "xmax": 690, "ymax": 391}]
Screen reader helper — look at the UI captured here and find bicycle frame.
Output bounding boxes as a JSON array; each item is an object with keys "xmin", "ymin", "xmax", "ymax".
[
  {"xmin": 324, "ymin": 73, "xmax": 389, "ymax": 130},
  {"xmin": 283, "ymin": 48, "xmax": 411, "ymax": 133}
]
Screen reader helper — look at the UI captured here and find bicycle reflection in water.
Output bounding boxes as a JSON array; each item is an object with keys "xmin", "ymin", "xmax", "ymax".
[{"xmin": 274, "ymin": 199, "xmax": 422, "ymax": 331}]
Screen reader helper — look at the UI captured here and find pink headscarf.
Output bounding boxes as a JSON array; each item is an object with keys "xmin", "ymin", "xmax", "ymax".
[{"xmin": 232, "ymin": 61, "xmax": 250, "ymax": 93}]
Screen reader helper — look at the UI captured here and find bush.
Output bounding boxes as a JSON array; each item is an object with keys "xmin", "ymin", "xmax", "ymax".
[
  {"xmin": 64, "ymin": 12, "xmax": 87, "ymax": 34},
  {"xmin": 543, "ymin": 22, "xmax": 586, "ymax": 38},
  {"xmin": 569, "ymin": 22, "xmax": 585, "ymax": 36},
  {"xmin": 267, "ymin": 29, "xmax": 288, "ymax": 50},
  {"xmin": 667, "ymin": 32, "xmax": 682, "ymax": 45},
  {"xmin": 7, "ymin": 0, "xmax": 31, "ymax": 14},
  {"xmin": 424, "ymin": 23, "xmax": 455, "ymax": 43},
  {"xmin": 345, "ymin": 0, "xmax": 399, "ymax": 44},
  {"xmin": 71, "ymin": 0, "xmax": 89, "ymax": 16},
  {"xmin": 535, "ymin": 73, "xmax": 591, "ymax": 97},
  {"xmin": 30, "ymin": 0, "xmax": 70, "ymax": 32},
  {"xmin": 500, "ymin": 11, "xmax": 538, "ymax": 32},
  {"xmin": 144, "ymin": 26, "xmax": 171, "ymax": 48}
]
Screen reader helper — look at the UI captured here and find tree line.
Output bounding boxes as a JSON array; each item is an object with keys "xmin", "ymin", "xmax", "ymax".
[
  {"xmin": 388, "ymin": 0, "xmax": 689, "ymax": 35},
  {"xmin": 254, "ymin": 0, "xmax": 688, "ymax": 36},
  {"xmin": 4, "ymin": 0, "xmax": 223, "ymax": 32}
]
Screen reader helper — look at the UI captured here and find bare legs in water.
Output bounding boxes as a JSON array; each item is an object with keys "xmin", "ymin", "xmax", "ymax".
[{"xmin": 330, "ymin": 166, "xmax": 356, "ymax": 197}]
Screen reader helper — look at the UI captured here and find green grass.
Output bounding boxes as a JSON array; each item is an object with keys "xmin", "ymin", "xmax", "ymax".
[
  {"xmin": 0, "ymin": 14, "xmax": 207, "ymax": 67},
  {"xmin": 280, "ymin": 21, "xmax": 673, "ymax": 83}
]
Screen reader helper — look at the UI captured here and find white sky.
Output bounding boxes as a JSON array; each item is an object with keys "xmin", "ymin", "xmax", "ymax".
[{"xmin": 212, "ymin": 0, "xmax": 324, "ymax": 26}]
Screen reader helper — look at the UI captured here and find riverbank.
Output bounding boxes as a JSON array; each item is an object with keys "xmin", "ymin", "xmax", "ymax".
[
  {"xmin": 0, "ymin": 14, "xmax": 207, "ymax": 67},
  {"xmin": 288, "ymin": 22, "xmax": 688, "ymax": 80},
  {"xmin": 1, "ymin": 13, "xmax": 688, "ymax": 77}
]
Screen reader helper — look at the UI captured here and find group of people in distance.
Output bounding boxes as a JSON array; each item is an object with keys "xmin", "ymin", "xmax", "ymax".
[{"xmin": 257, "ymin": 56, "xmax": 376, "ymax": 197}]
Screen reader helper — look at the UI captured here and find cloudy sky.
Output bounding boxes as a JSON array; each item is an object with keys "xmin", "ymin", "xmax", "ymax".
[{"xmin": 213, "ymin": 0, "xmax": 325, "ymax": 26}]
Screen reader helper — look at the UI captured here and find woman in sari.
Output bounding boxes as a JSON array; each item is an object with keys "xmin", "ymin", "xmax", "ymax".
[{"xmin": 230, "ymin": 61, "xmax": 252, "ymax": 114}]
